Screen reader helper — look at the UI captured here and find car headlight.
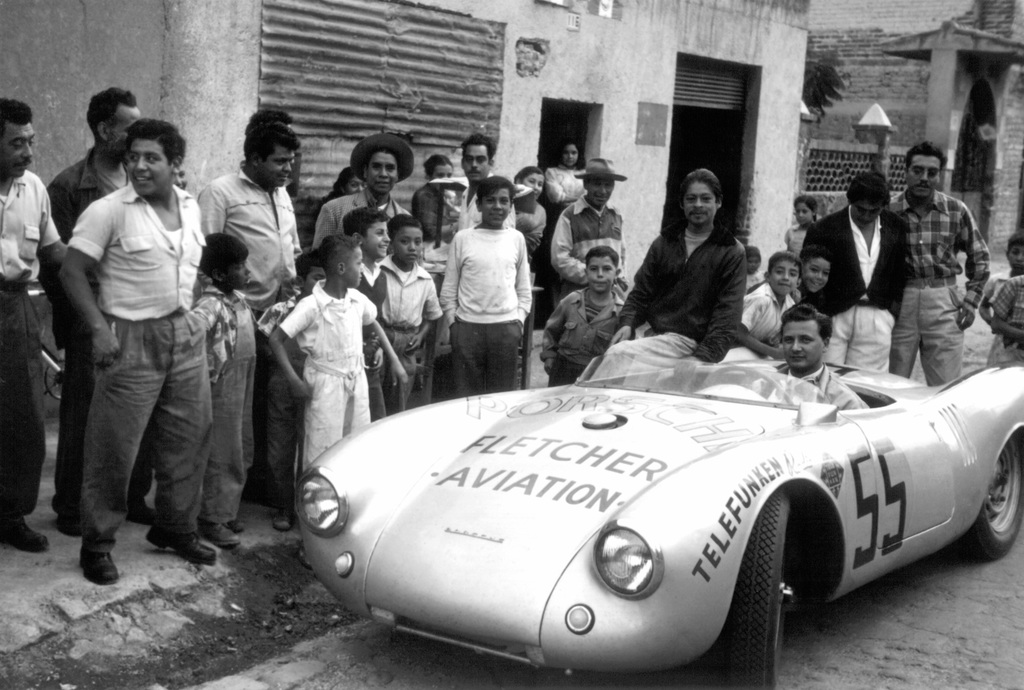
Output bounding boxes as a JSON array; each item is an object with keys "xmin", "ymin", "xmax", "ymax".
[
  {"xmin": 594, "ymin": 523, "xmax": 663, "ymax": 598},
  {"xmin": 297, "ymin": 469, "xmax": 348, "ymax": 537}
]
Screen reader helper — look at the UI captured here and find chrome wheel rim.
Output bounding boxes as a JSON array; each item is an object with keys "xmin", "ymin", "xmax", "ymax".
[{"xmin": 986, "ymin": 441, "xmax": 1022, "ymax": 535}]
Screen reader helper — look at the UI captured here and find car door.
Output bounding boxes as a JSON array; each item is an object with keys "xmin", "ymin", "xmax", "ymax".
[{"xmin": 843, "ymin": 411, "xmax": 957, "ymax": 584}]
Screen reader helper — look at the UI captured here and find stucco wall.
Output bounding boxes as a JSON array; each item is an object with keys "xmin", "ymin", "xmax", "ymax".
[
  {"xmin": 3, "ymin": 0, "xmax": 806, "ymax": 257},
  {"xmin": 424, "ymin": 0, "xmax": 808, "ymax": 263},
  {"xmin": 161, "ymin": 0, "xmax": 263, "ymax": 190},
  {"xmin": 0, "ymin": 0, "xmax": 165, "ymax": 183},
  {"xmin": 0, "ymin": 0, "xmax": 260, "ymax": 191}
]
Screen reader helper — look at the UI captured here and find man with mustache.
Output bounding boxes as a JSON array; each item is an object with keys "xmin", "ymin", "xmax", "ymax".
[
  {"xmin": 0, "ymin": 98, "xmax": 66, "ymax": 553},
  {"xmin": 888, "ymin": 141, "xmax": 990, "ymax": 385}
]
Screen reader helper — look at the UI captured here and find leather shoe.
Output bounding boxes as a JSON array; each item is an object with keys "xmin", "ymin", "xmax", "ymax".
[
  {"xmin": 199, "ymin": 522, "xmax": 240, "ymax": 549},
  {"xmin": 0, "ymin": 518, "xmax": 49, "ymax": 552},
  {"xmin": 80, "ymin": 549, "xmax": 119, "ymax": 585},
  {"xmin": 126, "ymin": 503, "xmax": 156, "ymax": 526},
  {"xmin": 56, "ymin": 516, "xmax": 83, "ymax": 537},
  {"xmin": 225, "ymin": 519, "xmax": 245, "ymax": 534},
  {"xmin": 271, "ymin": 509, "xmax": 293, "ymax": 532},
  {"xmin": 146, "ymin": 527, "xmax": 217, "ymax": 565}
]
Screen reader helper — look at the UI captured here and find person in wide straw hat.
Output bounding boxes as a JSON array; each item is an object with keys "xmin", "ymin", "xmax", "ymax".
[
  {"xmin": 550, "ymin": 158, "xmax": 628, "ymax": 301},
  {"xmin": 313, "ymin": 132, "xmax": 414, "ymax": 249}
]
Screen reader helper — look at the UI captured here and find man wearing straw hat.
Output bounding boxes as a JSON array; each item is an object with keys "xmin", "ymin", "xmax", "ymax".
[
  {"xmin": 550, "ymin": 158, "xmax": 627, "ymax": 301},
  {"xmin": 313, "ymin": 132, "xmax": 414, "ymax": 249}
]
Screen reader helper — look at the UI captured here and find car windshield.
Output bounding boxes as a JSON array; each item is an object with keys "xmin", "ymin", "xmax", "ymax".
[{"xmin": 579, "ymin": 350, "xmax": 829, "ymax": 407}]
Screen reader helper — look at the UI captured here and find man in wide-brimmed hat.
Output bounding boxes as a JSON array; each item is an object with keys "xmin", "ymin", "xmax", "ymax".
[
  {"xmin": 313, "ymin": 132, "xmax": 414, "ymax": 249},
  {"xmin": 550, "ymin": 158, "xmax": 627, "ymax": 301}
]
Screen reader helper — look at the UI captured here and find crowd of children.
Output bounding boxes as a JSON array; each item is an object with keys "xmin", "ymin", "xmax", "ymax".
[{"xmin": 108, "ymin": 175, "xmax": 1024, "ymax": 566}]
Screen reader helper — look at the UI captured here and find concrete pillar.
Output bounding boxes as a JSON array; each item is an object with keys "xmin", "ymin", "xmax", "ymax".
[{"xmin": 161, "ymin": 0, "xmax": 263, "ymax": 190}]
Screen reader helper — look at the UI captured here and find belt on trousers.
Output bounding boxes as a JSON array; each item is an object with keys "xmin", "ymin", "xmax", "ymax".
[
  {"xmin": 906, "ymin": 276, "xmax": 957, "ymax": 289},
  {"xmin": 382, "ymin": 323, "xmax": 419, "ymax": 334},
  {"xmin": 0, "ymin": 279, "xmax": 28, "ymax": 293}
]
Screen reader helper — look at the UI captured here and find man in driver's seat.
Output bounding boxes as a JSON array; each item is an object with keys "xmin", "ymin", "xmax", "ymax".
[{"xmin": 777, "ymin": 304, "xmax": 867, "ymax": 410}]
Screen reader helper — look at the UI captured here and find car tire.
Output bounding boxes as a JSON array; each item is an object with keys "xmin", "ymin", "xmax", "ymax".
[
  {"xmin": 963, "ymin": 431, "xmax": 1024, "ymax": 561},
  {"xmin": 723, "ymin": 491, "xmax": 790, "ymax": 689}
]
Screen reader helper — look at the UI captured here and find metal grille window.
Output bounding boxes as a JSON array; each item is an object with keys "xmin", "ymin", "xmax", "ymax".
[{"xmin": 260, "ymin": 0, "xmax": 506, "ymax": 197}]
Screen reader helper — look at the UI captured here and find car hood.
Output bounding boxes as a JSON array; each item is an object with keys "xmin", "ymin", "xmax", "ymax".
[{"xmin": 361, "ymin": 386, "xmax": 798, "ymax": 644}]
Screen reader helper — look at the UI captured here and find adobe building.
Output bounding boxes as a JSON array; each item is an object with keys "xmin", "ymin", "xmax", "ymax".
[
  {"xmin": 2, "ymin": 0, "xmax": 809, "ymax": 265},
  {"xmin": 804, "ymin": 0, "xmax": 1024, "ymax": 246}
]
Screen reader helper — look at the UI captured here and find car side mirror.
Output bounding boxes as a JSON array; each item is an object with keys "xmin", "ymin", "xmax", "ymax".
[{"xmin": 796, "ymin": 401, "xmax": 839, "ymax": 426}]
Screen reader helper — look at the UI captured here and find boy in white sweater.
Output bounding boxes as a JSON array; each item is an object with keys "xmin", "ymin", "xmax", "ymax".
[{"xmin": 440, "ymin": 176, "xmax": 532, "ymax": 396}]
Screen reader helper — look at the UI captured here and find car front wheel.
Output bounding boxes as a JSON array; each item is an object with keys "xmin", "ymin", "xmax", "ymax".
[
  {"xmin": 723, "ymin": 490, "xmax": 790, "ymax": 688},
  {"xmin": 964, "ymin": 431, "xmax": 1024, "ymax": 561}
]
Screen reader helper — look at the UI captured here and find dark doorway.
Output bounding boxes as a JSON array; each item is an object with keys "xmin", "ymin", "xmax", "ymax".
[
  {"xmin": 666, "ymin": 54, "xmax": 752, "ymax": 238},
  {"xmin": 663, "ymin": 106, "xmax": 746, "ymax": 232},
  {"xmin": 536, "ymin": 99, "xmax": 593, "ymax": 166},
  {"xmin": 952, "ymin": 79, "xmax": 996, "ymax": 241},
  {"xmin": 534, "ymin": 98, "xmax": 601, "ymax": 326}
]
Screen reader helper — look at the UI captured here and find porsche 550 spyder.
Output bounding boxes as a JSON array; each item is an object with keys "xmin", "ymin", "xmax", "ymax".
[{"xmin": 296, "ymin": 353, "xmax": 1024, "ymax": 687}]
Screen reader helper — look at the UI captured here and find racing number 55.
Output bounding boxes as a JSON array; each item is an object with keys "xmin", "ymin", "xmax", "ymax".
[{"xmin": 849, "ymin": 449, "xmax": 907, "ymax": 569}]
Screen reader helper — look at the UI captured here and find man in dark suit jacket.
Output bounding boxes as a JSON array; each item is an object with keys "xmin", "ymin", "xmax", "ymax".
[{"xmin": 803, "ymin": 172, "xmax": 908, "ymax": 371}]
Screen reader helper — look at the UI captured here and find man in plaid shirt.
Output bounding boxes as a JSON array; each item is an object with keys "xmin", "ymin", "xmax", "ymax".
[{"xmin": 889, "ymin": 141, "xmax": 990, "ymax": 385}]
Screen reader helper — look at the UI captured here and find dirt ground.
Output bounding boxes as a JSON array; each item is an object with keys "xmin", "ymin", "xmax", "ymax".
[{"xmin": 0, "ymin": 543, "xmax": 352, "ymax": 690}]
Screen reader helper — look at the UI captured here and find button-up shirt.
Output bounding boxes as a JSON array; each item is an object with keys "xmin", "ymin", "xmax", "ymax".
[
  {"xmin": 989, "ymin": 275, "xmax": 1024, "ymax": 348},
  {"xmin": 312, "ymin": 189, "xmax": 408, "ymax": 249},
  {"xmin": 69, "ymin": 185, "xmax": 204, "ymax": 319},
  {"xmin": 848, "ymin": 209, "xmax": 880, "ymax": 290},
  {"xmin": 0, "ymin": 171, "xmax": 61, "ymax": 282},
  {"xmin": 190, "ymin": 284, "xmax": 255, "ymax": 383},
  {"xmin": 890, "ymin": 190, "xmax": 990, "ymax": 307},
  {"xmin": 379, "ymin": 256, "xmax": 442, "ymax": 329},
  {"xmin": 198, "ymin": 170, "xmax": 299, "ymax": 312},
  {"xmin": 777, "ymin": 362, "xmax": 867, "ymax": 411}
]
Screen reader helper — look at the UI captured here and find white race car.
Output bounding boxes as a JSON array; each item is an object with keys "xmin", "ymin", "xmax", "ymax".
[{"xmin": 297, "ymin": 353, "xmax": 1023, "ymax": 686}]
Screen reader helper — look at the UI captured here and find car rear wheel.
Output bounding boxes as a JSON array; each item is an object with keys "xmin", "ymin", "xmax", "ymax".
[
  {"xmin": 964, "ymin": 431, "xmax": 1024, "ymax": 561},
  {"xmin": 723, "ymin": 491, "xmax": 790, "ymax": 688}
]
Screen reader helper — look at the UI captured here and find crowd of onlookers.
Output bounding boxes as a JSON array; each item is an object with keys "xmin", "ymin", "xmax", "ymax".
[{"xmin": 1, "ymin": 85, "xmax": 1020, "ymax": 587}]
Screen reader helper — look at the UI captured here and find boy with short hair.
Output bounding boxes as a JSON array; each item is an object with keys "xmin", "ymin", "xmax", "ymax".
[
  {"xmin": 983, "ymin": 232, "xmax": 1024, "ymax": 364},
  {"xmin": 269, "ymin": 235, "xmax": 407, "ymax": 463},
  {"xmin": 440, "ymin": 176, "xmax": 532, "ymax": 397},
  {"xmin": 342, "ymin": 207, "xmax": 390, "ymax": 419},
  {"xmin": 733, "ymin": 250, "xmax": 800, "ymax": 359},
  {"xmin": 745, "ymin": 244, "xmax": 763, "ymax": 293},
  {"xmin": 190, "ymin": 233, "xmax": 257, "ymax": 549},
  {"xmin": 380, "ymin": 214, "xmax": 442, "ymax": 412},
  {"xmin": 541, "ymin": 246, "xmax": 624, "ymax": 386},
  {"xmin": 785, "ymin": 195, "xmax": 817, "ymax": 255},
  {"xmin": 256, "ymin": 251, "xmax": 323, "ymax": 531},
  {"xmin": 797, "ymin": 244, "xmax": 832, "ymax": 310}
]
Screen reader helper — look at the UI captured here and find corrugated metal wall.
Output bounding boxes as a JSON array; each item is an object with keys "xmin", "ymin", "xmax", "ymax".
[
  {"xmin": 260, "ymin": 0, "xmax": 506, "ymax": 203},
  {"xmin": 674, "ymin": 55, "xmax": 748, "ymax": 110}
]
